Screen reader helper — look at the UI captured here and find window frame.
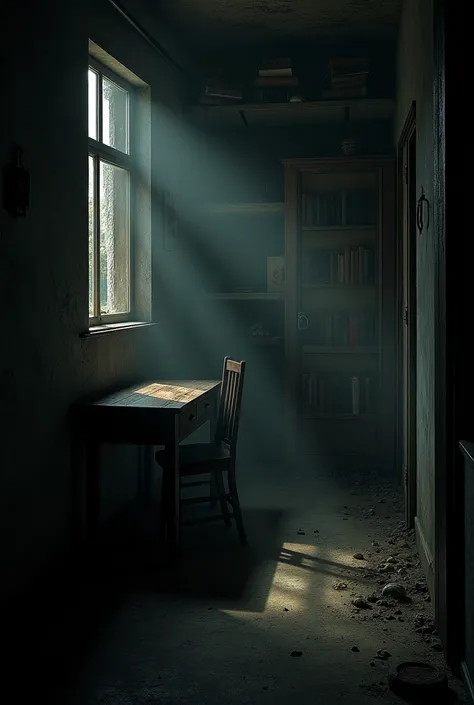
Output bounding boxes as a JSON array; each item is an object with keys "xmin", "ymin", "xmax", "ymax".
[{"xmin": 88, "ymin": 57, "xmax": 136, "ymax": 326}]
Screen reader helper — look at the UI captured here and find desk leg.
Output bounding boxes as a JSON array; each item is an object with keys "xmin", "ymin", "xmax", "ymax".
[
  {"xmin": 161, "ymin": 438, "xmax": 180, "ymax": 562},
  {"xmin": 86, "ymin": 437, "xmax": 100, "ymax": 540}
]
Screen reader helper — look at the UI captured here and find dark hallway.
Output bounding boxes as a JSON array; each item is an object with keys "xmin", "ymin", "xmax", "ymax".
[{"xmin": 1, "ymin": 0, "xmax": 469, "ymax": 703}]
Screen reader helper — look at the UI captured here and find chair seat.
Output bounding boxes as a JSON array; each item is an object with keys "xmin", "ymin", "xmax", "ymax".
[{"xmin": 155, "ymin": 442, "xmax": 230, "ymax": 475}]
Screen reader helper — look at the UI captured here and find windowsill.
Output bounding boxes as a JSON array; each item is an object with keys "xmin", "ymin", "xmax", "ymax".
[{"xmin": 81, "ymin": 321, "xmax": 158, "ymax": 338}]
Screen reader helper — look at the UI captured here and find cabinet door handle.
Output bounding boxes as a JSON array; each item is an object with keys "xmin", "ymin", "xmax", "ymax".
[
  {"xmin": 298, "ymin": 312, "xmax": 309, "ymax": 331},
  {"xmin": 416, "ymin": 190, "xmax": 430, "ymax": 234}
]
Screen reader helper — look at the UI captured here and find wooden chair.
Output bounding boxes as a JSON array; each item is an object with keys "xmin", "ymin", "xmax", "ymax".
[{"xmin": 156, "ymin": 357, "xmax": 247, "ymax": 543}]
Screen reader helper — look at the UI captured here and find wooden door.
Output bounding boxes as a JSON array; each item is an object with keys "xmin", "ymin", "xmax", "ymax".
[{"xmin": 399, "ymin": 106, "xmax": 417, "ymax": 527}]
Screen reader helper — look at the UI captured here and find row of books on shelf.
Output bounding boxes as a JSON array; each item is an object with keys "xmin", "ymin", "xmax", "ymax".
[
  {"xmin": 301, "ymin": 190, "xmax": 377, "ymax": 227},
  {"xmin": 302, "ymin": 374, "xmax": 374, "ymax": 415},
  {"xmin": 321, "ymin": 57, "xmax": 369, "ymax": 99},
  {"xmin": 303, "ymin": 310, "xmax": 377, "ymax": 347},
  {"xmin": 306, "ymin": 246, "xmax": 375, "ymax": 285}
]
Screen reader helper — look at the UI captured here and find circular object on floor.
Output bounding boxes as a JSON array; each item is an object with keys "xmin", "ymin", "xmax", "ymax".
[{"xmin": 389, "ymin": 662, "xmax": 448, "ymax": 699}]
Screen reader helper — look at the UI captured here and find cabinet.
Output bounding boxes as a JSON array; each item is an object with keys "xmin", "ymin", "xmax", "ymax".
[{"xmin": 283, "ymin": 157, "xmax": 396, "ymax": 469}]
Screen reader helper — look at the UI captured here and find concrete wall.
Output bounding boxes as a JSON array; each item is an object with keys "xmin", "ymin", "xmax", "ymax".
[
  {"xmin": 396, "ymin": 0, "xmax": 435, "ymax": 590},
  {"xmin": 0, "ymin": 0, "xmax": 185, "ymax": 597}
]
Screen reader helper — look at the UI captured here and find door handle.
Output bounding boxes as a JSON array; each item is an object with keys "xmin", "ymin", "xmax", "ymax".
[{"xmin": 297, "ymin": 312, "xmax": 309, "ymax": 331}]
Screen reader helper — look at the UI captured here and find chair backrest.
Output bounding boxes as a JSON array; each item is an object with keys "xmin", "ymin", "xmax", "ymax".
[{"xmin": 214, "ymin": 357, "xmax": 246, "ymax": 454}]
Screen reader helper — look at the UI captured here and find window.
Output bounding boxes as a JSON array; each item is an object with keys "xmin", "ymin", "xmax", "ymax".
[{"xmin": 88, "ymin": 61, "xmax": 134, "ymax": 324}]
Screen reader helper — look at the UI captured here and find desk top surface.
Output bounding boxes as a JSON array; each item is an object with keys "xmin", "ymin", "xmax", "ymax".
[{"xmin": 85, "ymin": 380, "xmax": 220, "ymax": 411}]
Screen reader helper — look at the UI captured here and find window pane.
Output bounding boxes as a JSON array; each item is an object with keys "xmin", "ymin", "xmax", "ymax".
[
  {"xmin": 88, "ymin": 69, "xmax": 98, "ymax": 140},
  {"xmin": 102, "ymin": 77, "xmax": 129, "ymax": 154},
  {"xmin": 88, "ymin": 156, "xmax": 95, "ymax": 317},
  {"xmin": 99, "ymin": 161, "xmax": 130, "ymax": 315}
]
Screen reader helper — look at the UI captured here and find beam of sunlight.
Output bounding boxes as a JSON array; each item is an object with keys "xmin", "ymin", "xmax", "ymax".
[
  {"xmin": 135, "ymin": 382, "xmax": 210, "ymax": 403},
  {"xmin": 138, "ymin": 102, "xmax": 323, "ymax": 462}
]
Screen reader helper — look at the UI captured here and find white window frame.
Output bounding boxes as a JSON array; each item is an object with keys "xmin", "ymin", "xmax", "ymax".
[{"xmin": 88, "ymin": 57, "xmax": 136, "ymax": 326}]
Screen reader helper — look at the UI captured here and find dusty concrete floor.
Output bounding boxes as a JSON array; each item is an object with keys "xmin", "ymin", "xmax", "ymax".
[{"xmin": 6, "ymin": 461, "xmax": 467, "ymax": 704}]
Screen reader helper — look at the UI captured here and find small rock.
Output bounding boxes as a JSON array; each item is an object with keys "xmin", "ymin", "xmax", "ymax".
[
  {"xmin": 367, "ymin": 594, "xmax": 378, "ymax": 603},
  {"xmin": 397, "ymin": 541, "xmax": 410, "ymax": 549},
  {"xmin": 376, "ymin": 599, "xmax": 391, "ymax": 608},
  {"xmin": 313, "ymin": 529, "xmax": 319, "ymax": 534},
  {"xmin": 432, "ymin": 639, "xmax": 443, "ymax": 652},
  {"xmin": 333, "ymin": 582, "xmax": 348, "ymax": 591},
  {"xmin": 398, "ymin": 617, "xmax": 404, "ymax": 622},
  {"xmin": 397, "ymin": 568, "xmax": 407, "ymax": 576},
  {"xmin": 297, "ymin": 529, "xmax": 305, "ymax": 536},
  {"xmin": 415, "ymin": 581, "xmax": 428, "ymax": 592},
  {"xmin": 385, "ymin": 556, "xmax": 396, "ymax": 564},
  {"xmin": 351, "ymin": 646, "xmax": 360, "ymax": 652},
  {"xmin": 394, "ymin": 609, "xmax": 402, "ymax": 615},
  {"xmin": 385, "ymin": 615, "xmax": 396, "ymax": 621},
  {"xmin": 353, "ymin": 553, "xmax": 365, "ymax": 560},
  {"xmin": 283, "ymin": 608, "xmax": 289, "ymax": 612},
  {"xmin": 352, "ymin": 598, "xmax": 373, "ymax": 610},
  {"xmin": 375, "ymin": 649, "xmax": 391, "ymax": 660},
  {"xmin": 370, "ymin": 661, "xmax": 376, "ymax": 667},
  {"xmin": 372, "ymin": 541, "xmax": 379, "ymax": 547},
  {"xmin": 379, "ymin": 564, "xmax": 395, "ymax": 574},
  {"xmin": 424, "ymin": 595, "xmax": 431, "ymax": 602},
  {"xmin": 290, "ymin": 650, "xmax": 303, "ymax": 658},
  {"xmin": 382, "ymin": 583, "xmax": 407, "ymax": 600},
  {"xmin": 378, "ymin": 499, "xmax": 385, "ymax": 503}
]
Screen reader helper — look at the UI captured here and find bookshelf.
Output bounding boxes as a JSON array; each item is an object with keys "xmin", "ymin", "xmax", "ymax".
[{"xmin": 283, "ymin": 156, "xmax": 395, "ymax": 466}]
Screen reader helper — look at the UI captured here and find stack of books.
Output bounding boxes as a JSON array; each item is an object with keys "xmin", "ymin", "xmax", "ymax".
[
  {"xmin": 322, "ymin": 58, "xmax": 369, "ymax": 99},
  {"xmin": 254, "ymin": 58, "xmax": 299, "ymax": 103}
]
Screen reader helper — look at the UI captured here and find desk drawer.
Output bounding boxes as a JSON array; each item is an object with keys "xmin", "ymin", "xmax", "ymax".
[
  {"xmin": 198, "ymin": 396, "xmax": 214, "ymax": 423},
  {"xmin": 179, "ymin": 403, "xmax": 199, "ymax": 440}
]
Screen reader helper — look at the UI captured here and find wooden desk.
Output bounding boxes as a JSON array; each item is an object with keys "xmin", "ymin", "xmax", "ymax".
[{"xmin": 75, "ymin": 379, "xmax": 221, "ymax": 559}]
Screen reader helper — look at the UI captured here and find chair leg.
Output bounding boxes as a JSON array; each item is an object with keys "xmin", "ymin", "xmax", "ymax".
[
  {"xmin": 215, "ymin": 470, "xmax": 232, "ymax": 527},
  {"xmin": 210, "ymin": 473, "xmax": 218, "ymax": 510},
  {"xmin": 227, "ymin": 467, "xmax": 247, "ymax": 544}
]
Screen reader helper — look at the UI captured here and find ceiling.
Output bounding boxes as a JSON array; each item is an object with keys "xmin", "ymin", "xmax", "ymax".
[{"xmin": 157, "ymin": 0, "xmax": 403, "ymax": 53}]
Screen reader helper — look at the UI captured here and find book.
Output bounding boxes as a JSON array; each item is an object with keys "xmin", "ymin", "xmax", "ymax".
[
  {"xmin": 260, "ymin": 57, "xmax": 292, "ymax": 70},
  {"xmin": 329, "ymin": 58, "xmax": 369, "ymax": 77},
  {"xmin": 351, "ymin": 376, "xmax": 360, "ymax": 415},
  {"xmin": 255, "ymin": 76, "xmax": 299, "ymax": 87},
  {"xmin": 258, "ymin": 67, "xmax": 293, "ymax": 77}
]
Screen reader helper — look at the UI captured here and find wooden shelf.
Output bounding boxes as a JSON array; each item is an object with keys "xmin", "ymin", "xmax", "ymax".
[
  {"xmin": 206, "ymin": 202, "xmax": 284, "ymax": 215},
  {"xmin": 187, "ymin": 98, "xmax": 395, "ymax": 129},
  {"xmin": 302, "ymin": 225, "xmax": 377, "ymax": 232},
  {"xmin": 205, "ymin": 292, "xmax": 284, "ymax": 301},
  {"xmin": 301, "ymin": 283, "xmax": 376, "ymax": 289},
  {"xmin": 303, "ymin": 346, "xmax": 378, "ymax": 355},
  {"xmin": 303, "ymin": 413, "xmax": 376, "ymax": 420}
]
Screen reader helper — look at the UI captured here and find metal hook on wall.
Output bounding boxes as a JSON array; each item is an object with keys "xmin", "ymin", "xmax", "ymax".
[{"xmin": 416, "ymin": 187, "xmax": 430, "ymax": 234}]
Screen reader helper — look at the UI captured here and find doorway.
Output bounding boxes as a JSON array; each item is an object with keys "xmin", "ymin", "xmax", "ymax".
[{"xmin": 398, "ymin": 103, "xmax": 417, "ymax": 528}]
